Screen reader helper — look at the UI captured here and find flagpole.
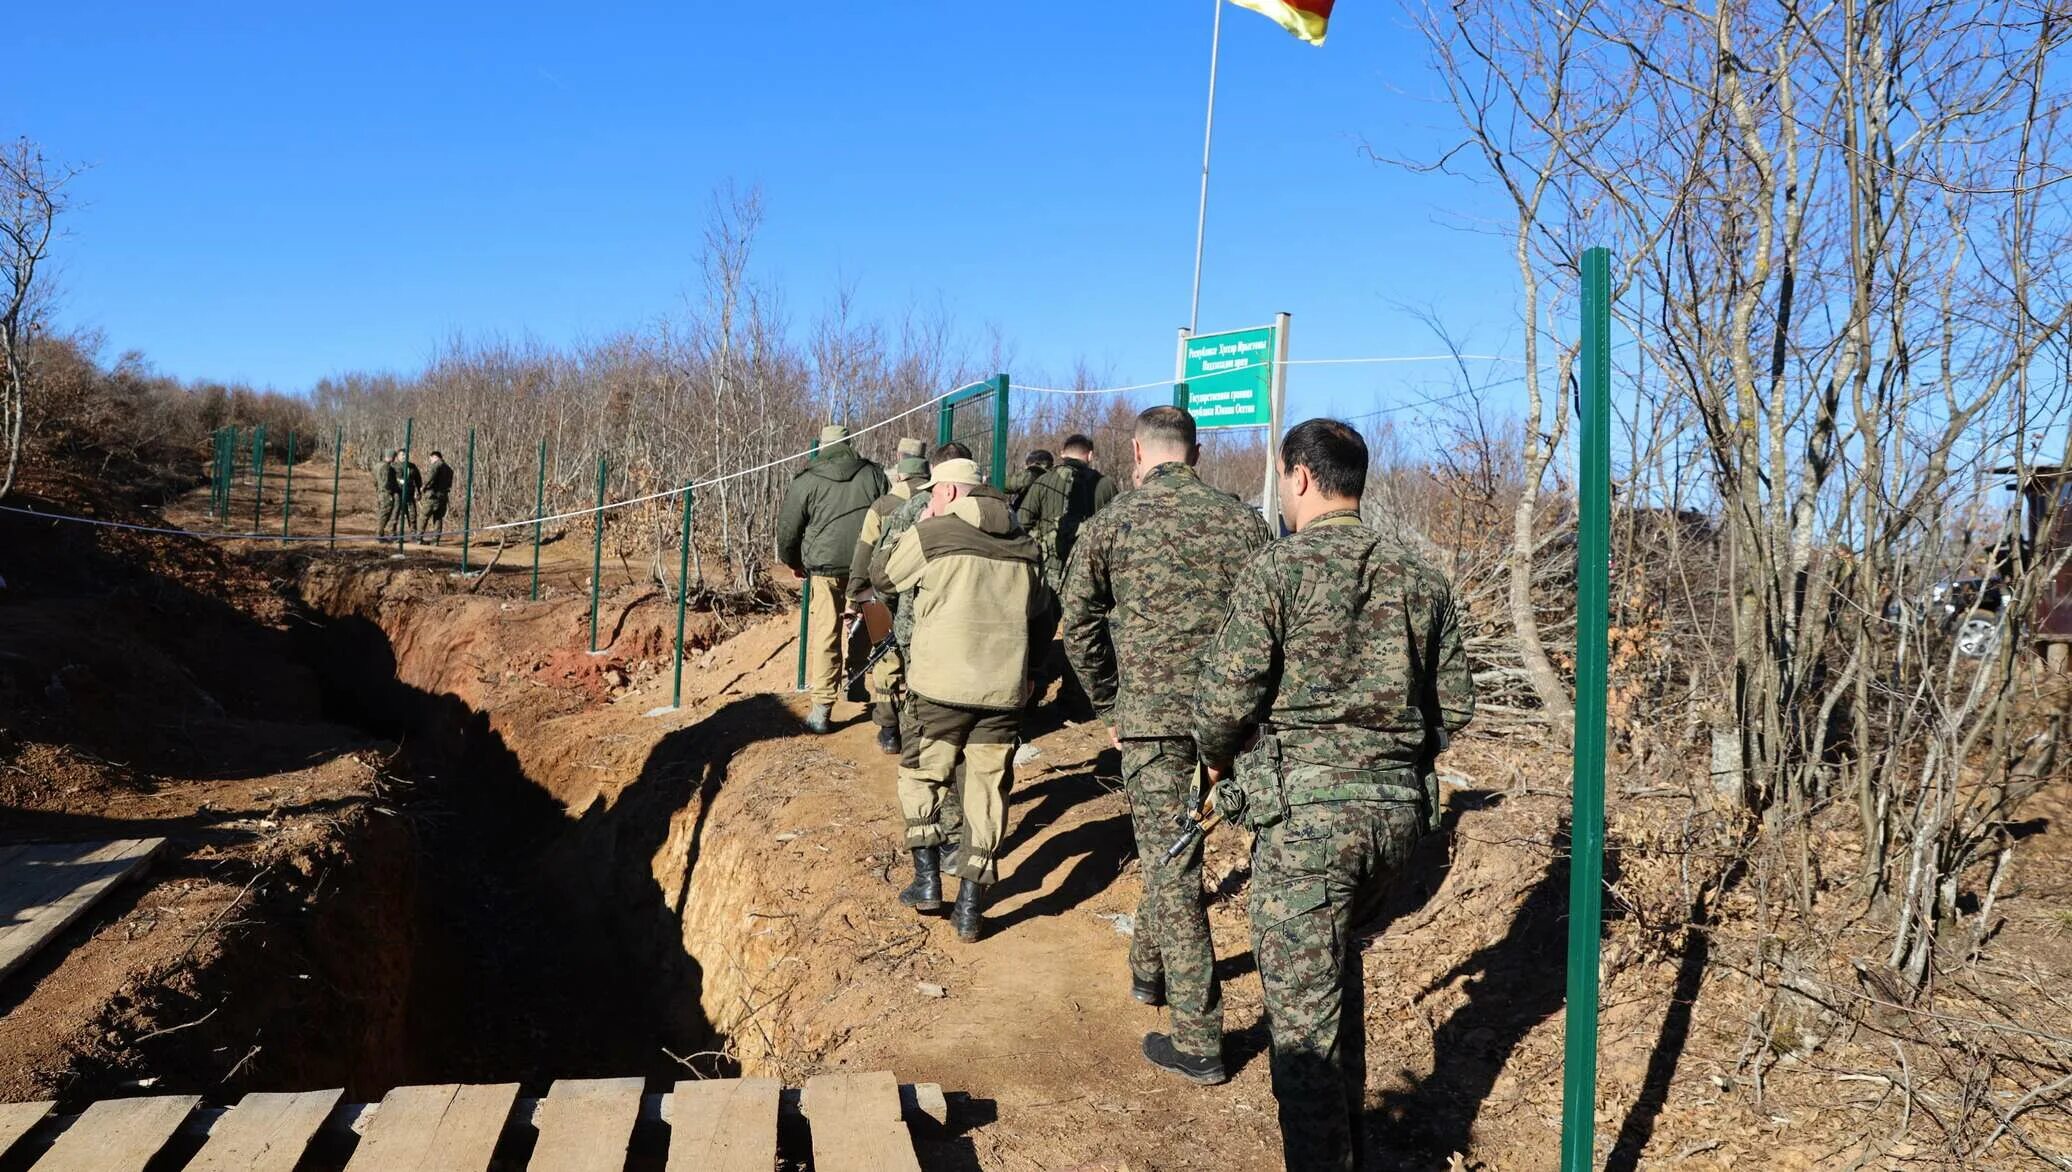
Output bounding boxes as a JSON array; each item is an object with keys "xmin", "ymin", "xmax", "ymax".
[{"xmin": 1188, "ymin": 0, "xmax": 1225, "ymax": 335}]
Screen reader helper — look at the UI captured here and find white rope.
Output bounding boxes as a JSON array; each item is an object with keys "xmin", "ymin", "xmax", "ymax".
[{"xmin": 0, "ymin": 352, "xmax": 1550, "ymax": 546}]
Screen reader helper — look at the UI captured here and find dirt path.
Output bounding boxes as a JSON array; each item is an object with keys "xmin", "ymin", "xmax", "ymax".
[{"xmin": 794, "ymin": 707, "xmax": 1287, "ymax": 1170}]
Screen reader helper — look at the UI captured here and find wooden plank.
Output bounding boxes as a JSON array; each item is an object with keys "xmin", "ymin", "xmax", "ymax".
[
  {"xmin": 29, "ymin": 1094, "xmax": 200, "ymax": 1172},
  {"xmin": 0, "ymin": 1101, "xmax": 54, "ymax": 1159},
  {"xmin": 665, "ymin": 1078, "xmax": 780, "ymax": 1172},
  {"xmin": 187, "ymin": 1088, "xmax": 344, "ymax": 1171},
  {"xmin": 343, "ymin": 1083, "xmax": 519, "ymax": 1171},
  {"xmin": 0, "ymin": 839, "xmax": 164, "ymax": 981},
  {"xmin": 527, "ymin": 1077, "xmax": 647, "ymax": 1172},
  {"xmin": 801, "ymin": 1072, "xmax": 921, "ymax": 1172}
]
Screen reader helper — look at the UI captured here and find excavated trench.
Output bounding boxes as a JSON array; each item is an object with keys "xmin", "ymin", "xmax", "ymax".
[{"xmin": 271, "ymin": 572, "xmax": 741, "ymax": 1092}]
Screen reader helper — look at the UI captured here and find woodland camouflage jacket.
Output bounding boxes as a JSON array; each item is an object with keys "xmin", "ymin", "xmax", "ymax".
[
  {"xmin": 1060, "ymin": 462, "xmax": 1272, "ymax": 738},
  {"xmin": 1193, "ymin": 510, "xmax": 1476, "ymax": 805}
]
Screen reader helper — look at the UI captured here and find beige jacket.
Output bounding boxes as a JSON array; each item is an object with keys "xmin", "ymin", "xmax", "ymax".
[{"xmin": 877, "ymin": 489, "xmax": 1043, "ymax": 711}]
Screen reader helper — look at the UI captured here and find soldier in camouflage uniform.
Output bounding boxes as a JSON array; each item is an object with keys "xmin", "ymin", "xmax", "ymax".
[
  {"xmin": 847, "ymin": 439, "xmax": 930, "ymax": 755},
  {"xmin": 1061, "ymin": 405, "xmax": 1271, "ymax": 1084},
  {"xmin": 1004, "ymin": 448, "xmax": 1053, "ymax": 517},
  {"xmin": 1193, "ymin": 418, "xmax": 1475, "ymax": 1171},
  {"xmin": 1020, "ymin": 433, "xmax": 1118, "ymax": 585}
]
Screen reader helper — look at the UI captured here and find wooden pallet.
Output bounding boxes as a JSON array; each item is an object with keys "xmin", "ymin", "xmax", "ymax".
[
  {"xmin": 0, "ymin": 839, "xmax": 165, "ymax": 982},
  {"xmin": 0, "ymin": 1072, "xmax": 936, "ymax": 1170}
]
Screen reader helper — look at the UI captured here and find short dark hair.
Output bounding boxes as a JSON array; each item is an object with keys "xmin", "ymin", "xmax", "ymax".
[
  {"xmin": 429, "ymin": 450, "xmax": 444, "ymax": 459},
  {"xmin": 1280, "ymin": 418, "xmax": 1367, "ymax": 500},
  {"xmin": 935, "ymin": 441, "xmax": 973, "ymax": 463},
  {"xmin": 1135, "ymin": 406, "xmax": 1196, "ymax": 451},
  {"xmin": 1025, "ymin": 449, "xmax": 1054, "ymax": 468},
  {"xmin": 1062, "ymin": 433, "xmax": 1095, "ymax": 456}
]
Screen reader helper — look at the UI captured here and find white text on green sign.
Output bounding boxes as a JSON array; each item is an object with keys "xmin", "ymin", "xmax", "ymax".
[{"xmin": 1182, "ymin": 325, "xmax": 1275, "ymax": 429}]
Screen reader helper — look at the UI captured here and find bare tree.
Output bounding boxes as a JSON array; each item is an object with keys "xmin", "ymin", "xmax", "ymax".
[{"xmin": 0, "ymin": 137, "xmax": 79, "ymax": 498}]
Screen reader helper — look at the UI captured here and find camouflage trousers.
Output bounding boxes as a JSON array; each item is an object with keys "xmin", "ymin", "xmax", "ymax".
[
  {"xmin": 896, "ymin": 690, "xmax": 962, "ymax": 849},
  {"xmin": 897, "ymin": 697, "xmax": 1014, "ymax": 883},
  {"xmin": 869, "ymin": 642, "xmax": 904, "ymax": 730},
  {"xmin": 1250, "ymin": 799, "xmax": 1423, "ymax": 1172},
  {"xmin": 1122, "ymin": 738, "xmax": 1221, "ymax": 1060},
  {"xmin": 377, "ymin": 492, "xmax": 401, "ymax": 537}
]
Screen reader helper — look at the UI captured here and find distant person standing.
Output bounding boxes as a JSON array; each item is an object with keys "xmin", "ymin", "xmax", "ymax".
[
  {"xmin": 1061, "ymin": 405, "xmax": 1272, "ymax": 1087},
  {"xmin": 374, "ymin": 451, "xmax": 403, "ymax": 538},
  {"xmin": 872, "ymin": 457, "xmax": 1043, "ymax": 941},
  {"xmin": 846, "ymin": 438, "xmax": 931, "ymax": 755},
  {"xmin": 1193, "ymin": 418, "xmax": 1476, "ymax": 1172},
  {"xmin": 419, "ymin": 451, "xmax": 455, "ymax": 543},
  {"xmin": 397, "ymin": 454, "xmax": 424, "ymax": 539},
  {"xmin": 1020, "ymin": 433, "xmax": 1117, "ymax": 585},
  {"xmin": 777, "ymin": 424, "xmax": 890, "ymax": 734}
]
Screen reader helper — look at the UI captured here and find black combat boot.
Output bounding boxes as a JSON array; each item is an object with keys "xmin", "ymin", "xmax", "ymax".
[
  {"xmin": 898, "ymin": 847, "xmax": 943, "ymax": 912},
  {"xmin": 876, "ymin": 724, "xmax": 900, "ymax": 755},
  {"xmin": 1131, "ymin": 972, "xmax": 1166, "ymax": 1008},
  {"xmin": 1141, "ymin": 1032, "xmax": 1227, "ymax": 1085},
  {"xmin": 950, "ymin": 878, "xmax": 987, "ymax": 943}
]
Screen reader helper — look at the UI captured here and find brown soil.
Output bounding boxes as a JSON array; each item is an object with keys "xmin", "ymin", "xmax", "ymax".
[{"xmin": 4, "ymin": 458, "xmax": 2068, "ymax": 1169}]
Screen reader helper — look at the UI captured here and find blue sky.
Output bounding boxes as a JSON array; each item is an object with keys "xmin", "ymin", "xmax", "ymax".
[{"xmin": 11, "ymin": 2, "xmax": 1535, "ymax": 423}]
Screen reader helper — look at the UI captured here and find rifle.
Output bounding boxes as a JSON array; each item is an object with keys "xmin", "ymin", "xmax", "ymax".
[
  {"xmin": 844, "ymin": 629, "xmax": 899, "ymax": 693},
  {"xmin": 1162, "ymin": 791, "xmax": 1219, "ymax": 863}
]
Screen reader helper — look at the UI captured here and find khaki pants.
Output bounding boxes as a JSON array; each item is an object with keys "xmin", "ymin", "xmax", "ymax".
[
  {"xmin": 803, "ymin": 575, "xmax": 849, "ymax": 705},
  {"xmin": 897, "ymin": 697, "xmax": 1016, "ymax": 883},
  {"xmin": 869, "ymin": 643, "xmax": 905, "ymax": 728}
]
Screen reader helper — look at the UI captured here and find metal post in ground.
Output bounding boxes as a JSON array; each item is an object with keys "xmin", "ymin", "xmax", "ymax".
[
  {"xmin": 328, "ymin": 425, "xmax": 342, "ymax": 548},
  {"xmin": 588, "ymin": 454, "xmax": 607, "ymax": 653},
  {"xmin": 671, "ymin": 484, "xmax": 695, "ymax": 709},
  {"xmin": 252, "ymin": 425, "xmax": 267, "ymax": 534},
  {"xmin": 795, "ymin": 437, "xmax": 821, "ymax": 693},
  {"xmin": 1173, "ymin": 381, "xmax": 1190, "ymax": 411},
  {"xmin": 530, "ymin": 437, "xmax": 546, "ymax": 601},
  {"xmin": 460, "ymin": 426, "xmax": 476, "ymax": 572},
  {"xmin": 281, "ymin": 428, "xmax": 295, "ymax": 539},
  {"xmin": 397, "ymin": 417, "xmax": 414, "ymax": 554},
  {"xmin": 1559, "ymin": 245, "xmax": 1613, "ymax": 1172},
  {"xmin": 989, "ymin": 373, "xmax": 1010, "ymax": 488}
]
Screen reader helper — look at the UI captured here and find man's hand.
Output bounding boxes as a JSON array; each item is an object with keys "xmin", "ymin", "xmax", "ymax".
[
  {"xmin": 1108, "ymin": 726, "xmax": 1123, "ymax": 751},
  {"xmin": 1204, "ymin": 761, "xmax": 1229, "ymax": 786},
  {"xmin": 790, "ymin": 566, "xmax": 805, "ymax": 581}
]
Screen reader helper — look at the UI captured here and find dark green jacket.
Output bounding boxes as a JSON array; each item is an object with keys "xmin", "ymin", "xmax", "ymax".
[
  {"xmin": 777, "ymin": 443, "xmax": 889, "ymax": 578},
  {"xmin": 1020, "ymin": 458, "xmax": 1118, "ymax": 581}
]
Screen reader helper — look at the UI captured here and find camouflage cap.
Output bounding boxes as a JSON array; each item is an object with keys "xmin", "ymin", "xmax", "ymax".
[
  {"xmin": 895, "ymin": 456, "xmax": 930, "ymax": 478},
  {"xmin": 818, "ymin": 424, "xmax": 851, "ymax": 446},
  {"xmin": 897, "ymin": 437, "xmax": 927, "ymax": 458}
]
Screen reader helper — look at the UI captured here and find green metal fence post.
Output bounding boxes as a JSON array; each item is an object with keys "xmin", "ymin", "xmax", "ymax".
[
  {"xmin": 531, "ymin": 437, "xmax": 547, "ymax": 601},
  {"xmin": 588, "ymin": 455, "xmax": 607, "ymax": 653},
  {"xmin": 990, "ymin": 373, "xmax": 1010, "ymax": 488},
  {"xmin": 1560, "ymin": 245, "xmax": 1613, "ymax": 1172},
  {"xmin": 252, "ymin": 425, "xmax": 267, "ymax": 534},
  {"xmin": 397, "ymin": 417, "xmax": 414, "ymax": 553},
  {"xmin": 329, "ymin": 425, "xmax": 342, "ymax": 548},
  {"xmin": 671, "ymin": 484, "xmax": 695, "ymax": 709},
  {"xmin": 795, "ymin": 436, "xmax": 821, "ymax": 693},
  {"xmin": 1173, "ymin": 381, "xmax": 1190, "ymax": 411},
  {"xmin": 936, "ymin": 398, "xmax": 954, "ymax": 449},
  {"xmin": 282, "ymin": 428, "xmax": 295, "ymax": 539},
  {"xmin": 460, "ymin": 427, "xmax": 476, "ymax": 572}
]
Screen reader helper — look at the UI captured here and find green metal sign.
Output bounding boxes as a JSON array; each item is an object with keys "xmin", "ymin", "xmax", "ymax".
[{"xmin": 1181, "ymin": 324, "xmax": 1275, "ymax": 429}]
